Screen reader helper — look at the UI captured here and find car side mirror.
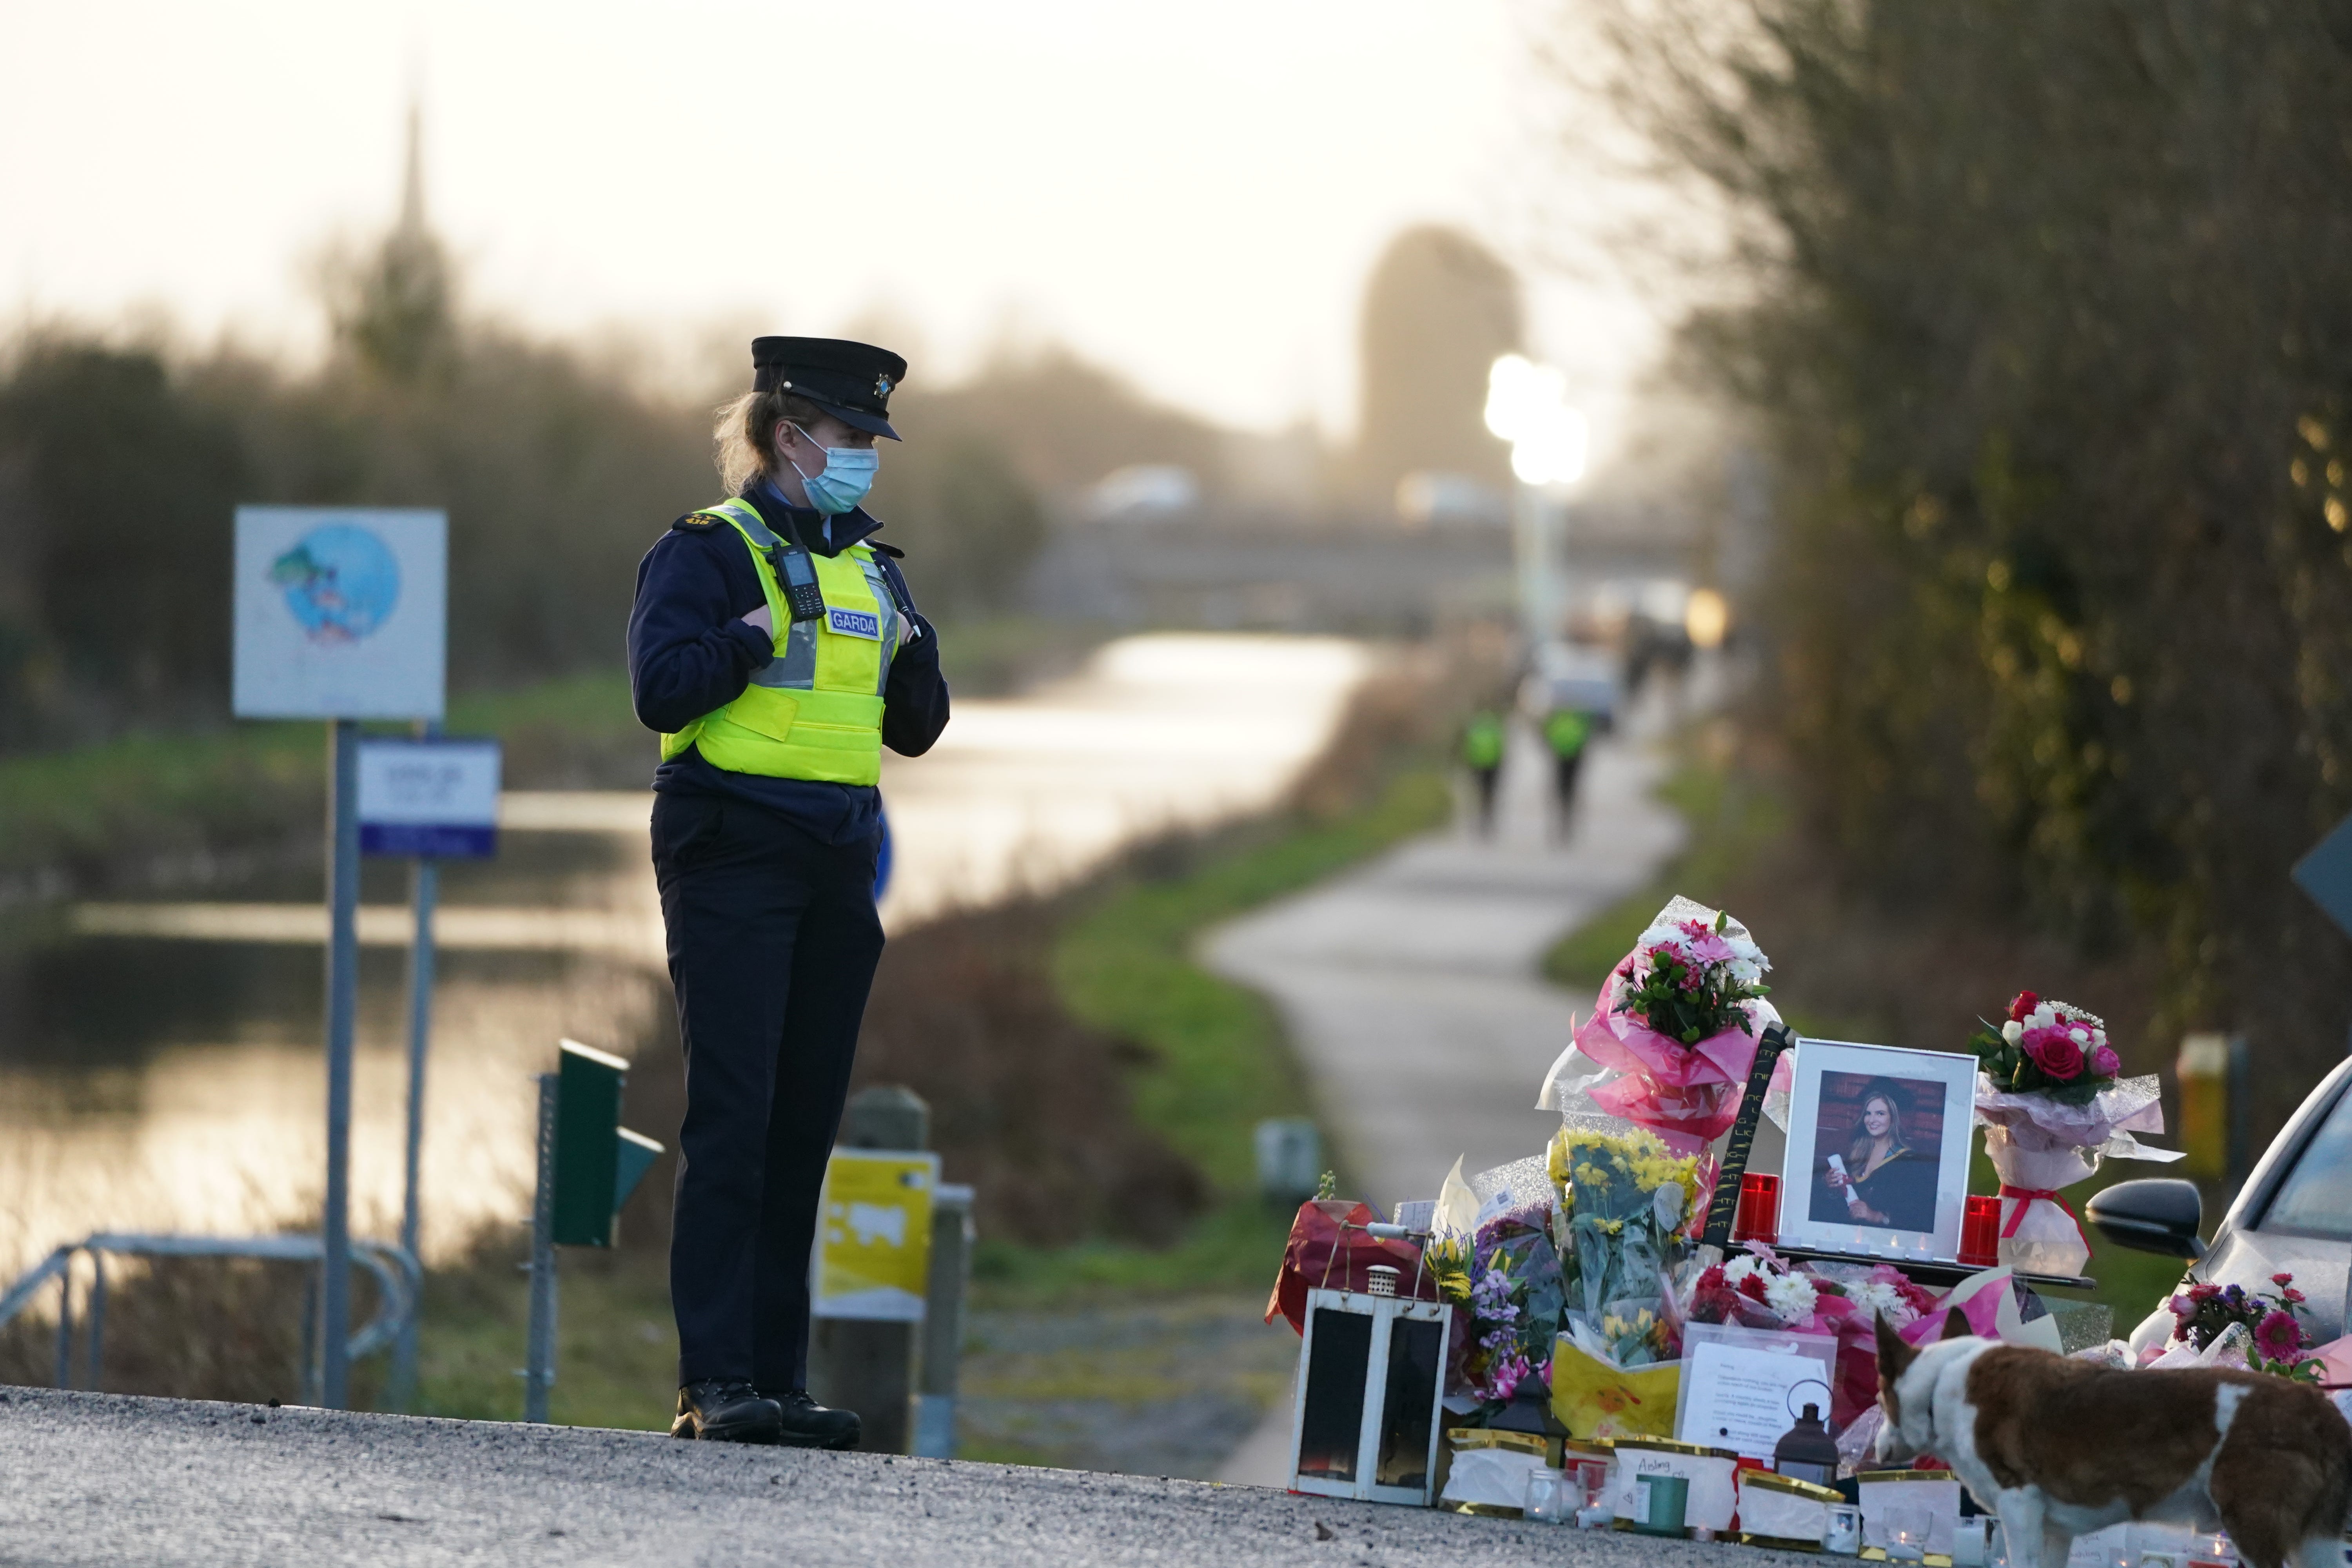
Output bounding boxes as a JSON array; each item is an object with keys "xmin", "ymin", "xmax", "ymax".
[{"xmin": 2085, "ymin": 1178, "xmax": 2205, "ymax": 1259}]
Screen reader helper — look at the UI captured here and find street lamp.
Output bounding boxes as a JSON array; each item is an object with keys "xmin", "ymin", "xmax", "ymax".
[{"xmin": 1485, "ymin": 355, "xmax": 1586, "ymax": 645}]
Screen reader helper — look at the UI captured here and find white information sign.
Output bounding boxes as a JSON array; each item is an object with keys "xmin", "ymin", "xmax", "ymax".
[
  {"xmin": 1674, "ymin": 1322, "xmax": 1839, "ymax": 1459},
  {"xmin": 357, "ymin": 737, "xmax": 502, "ymax": 858},
  {"xmin": 233, "ymin": 506, "xmax": 446, "ymax": 720}
]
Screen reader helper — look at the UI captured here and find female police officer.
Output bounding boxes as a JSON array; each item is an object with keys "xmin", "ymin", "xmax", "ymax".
[{"xmin": 628, "ymin": 336, "xmax": 949, "ymax": 1446}]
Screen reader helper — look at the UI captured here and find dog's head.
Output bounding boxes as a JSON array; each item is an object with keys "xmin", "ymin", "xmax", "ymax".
[{"xmin": 1873, "ymin": 1309, "xmax": 1973, "ymax": 1464}]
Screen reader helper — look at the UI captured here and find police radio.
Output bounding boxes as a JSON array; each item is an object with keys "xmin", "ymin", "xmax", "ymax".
[{"xmin": 767, "ymin": 543, "xmax": 827, "ymax": 623}]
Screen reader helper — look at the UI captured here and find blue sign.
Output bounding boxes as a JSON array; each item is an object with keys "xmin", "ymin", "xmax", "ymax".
[
  {"xmin": 2293, "ymin": 811, "xmax": 2352, "ymax": 942},
  {"xmin": 358, "ymin": 737, "xmax": 502, "ymax": 859}
]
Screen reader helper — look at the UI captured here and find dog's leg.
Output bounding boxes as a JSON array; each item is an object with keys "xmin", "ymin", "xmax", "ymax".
[
  {"xmin": 2040, "ymin": 1524, "xmax": 2077, "ymax": 1568},
  {"xmin": 2290, "ymin": 1536, "xmax": 2340, "ymax": 1568},
  {"xmin": 1995, "ymin": 1491, "xmax": 2047, "ymax": 1568}
]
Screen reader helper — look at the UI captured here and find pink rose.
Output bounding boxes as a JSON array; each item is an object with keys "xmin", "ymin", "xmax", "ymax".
[
  {"xmin": 2089, "ymin": 1044, "xmax": 2120, "ymax": 1077},
  {"xmin": 2021, "ymin": 1024, "xmax": 2085, "ymax": 1080}
]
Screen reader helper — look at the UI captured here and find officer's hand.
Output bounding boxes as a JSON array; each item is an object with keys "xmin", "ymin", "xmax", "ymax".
[{"xmin": 741, "ymin": 603, "xmax": 775, "ymax": 637}]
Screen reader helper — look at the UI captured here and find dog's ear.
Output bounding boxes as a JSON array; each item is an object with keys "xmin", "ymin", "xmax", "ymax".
[
  {"xmin": 1940, "ymin": 1307, "xmax": 1973, "ymax": 1343},
  {"xmin": 1876, "ymin": 1312, "xmax": 1917, "ymax": 1387}
]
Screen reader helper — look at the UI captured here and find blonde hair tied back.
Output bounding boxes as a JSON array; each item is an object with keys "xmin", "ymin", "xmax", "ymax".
[{"xmin": 712, "ymin": 388, "xmax": 828, "ymax": 495}]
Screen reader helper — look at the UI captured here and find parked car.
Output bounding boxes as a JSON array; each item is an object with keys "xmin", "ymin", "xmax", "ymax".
[{"xmin": 2090, "ymin": 1055, "xmax": 2352, "ymax": 1351}]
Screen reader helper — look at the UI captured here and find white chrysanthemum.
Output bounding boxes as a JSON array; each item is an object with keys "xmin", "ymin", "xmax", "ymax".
[
  {"xmin": 1730, "ymin": 958, "xmax": 1764, "ymax": 986},
  {"xmin": 1848, "ymin": 1280, "xmax": 1915, "ymax": 1325},
  {"xmin": 1722, "ymin": 1255, "xmax": 1760, "ymax": 1285},
  {"xmin": 1763, "ymin": 1272, "xmax": 1818, "ymax": 1325}
]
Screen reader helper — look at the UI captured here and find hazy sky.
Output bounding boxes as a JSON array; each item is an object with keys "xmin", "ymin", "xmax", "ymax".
[{"xmin": 1, "ymin": 1, "xmax": 1671, "ymax": 443}]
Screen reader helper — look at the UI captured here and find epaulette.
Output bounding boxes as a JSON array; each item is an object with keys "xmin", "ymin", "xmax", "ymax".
[
  {"xmin": 670, "ymin": 511, "xmax": 723, "ymax": 532},
  {"xmin": 870, "ymin": 540, "xmax": 906, "ymax": 559}
]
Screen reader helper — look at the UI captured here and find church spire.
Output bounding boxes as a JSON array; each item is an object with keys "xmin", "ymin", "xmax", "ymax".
[{"xmin": 397, "ymin": 97, "xmax": 426, "ymax": 242}]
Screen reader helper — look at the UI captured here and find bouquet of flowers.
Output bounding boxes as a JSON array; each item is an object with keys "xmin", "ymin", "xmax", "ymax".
[
  {"xmin": 1539, "ymin": 897, "xmax": 1777, "ymax": 1150},
  {"xmin": 2165, "ymin": 1274, "xmax": 2320, "ymax": 1381},
  {"xmin": 1965, "ymin": 991, "xmax": 2174, "ymax": 1276},
  {"xmin": 1426, "ymin": 1162, "xmax": 1567, "ymax": 1407},
  {"xmin": 1550, "ymin": 1121, "xmax": 1703, "ymax": 1367}
]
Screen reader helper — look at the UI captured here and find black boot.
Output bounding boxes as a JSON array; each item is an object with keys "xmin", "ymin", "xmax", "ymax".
[
  {"xmin": 671, "ymin": 1379, "xmax": 782, "ymax": 1443},
  {"xmin": 768, "ymin": 1390, "xmax": 860, "ymax": 1451}
]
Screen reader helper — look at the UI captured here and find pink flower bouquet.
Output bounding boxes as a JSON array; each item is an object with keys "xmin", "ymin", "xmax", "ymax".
[
  {"xmin": 1966, "ymin": 993, "xmax": 2176, "ymax": 1277},
  {"xmin": 1539, "ymin": 897, "xmax": 1776, "ymax": 1151}
]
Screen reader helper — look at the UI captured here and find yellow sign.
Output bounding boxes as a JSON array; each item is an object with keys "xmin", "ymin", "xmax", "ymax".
[{"xmin": 813, "ymin": 1149, "xmax": 940, "ymax": 1322}]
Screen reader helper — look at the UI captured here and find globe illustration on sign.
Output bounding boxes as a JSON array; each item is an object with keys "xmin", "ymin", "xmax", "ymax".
[{"xmin": 268, "ymin": 524, "xmax": 401, "ymax": 644}]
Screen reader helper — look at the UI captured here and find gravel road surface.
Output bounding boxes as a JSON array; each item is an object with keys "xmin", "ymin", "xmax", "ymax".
[{"xmin": 0, "ymin": 1387, "xmax": 1801, "ymax": 1568}]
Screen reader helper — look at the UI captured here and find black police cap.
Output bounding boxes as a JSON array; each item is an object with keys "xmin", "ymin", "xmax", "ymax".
[{"xmin": 750, "ymin": 336, "xmax": 907, "ymax": 441}]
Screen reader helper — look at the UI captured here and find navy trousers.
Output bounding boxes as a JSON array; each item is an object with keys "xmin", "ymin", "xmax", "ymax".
[{"xmin": 652, "ymin": 791, "xmax": 884, "ymax": 1391}]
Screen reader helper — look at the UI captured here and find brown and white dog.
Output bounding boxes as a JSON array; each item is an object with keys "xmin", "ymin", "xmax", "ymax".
[{"xmin": 1873, "ymin": 1313, "xmax": 2352, "ymax": 1568}]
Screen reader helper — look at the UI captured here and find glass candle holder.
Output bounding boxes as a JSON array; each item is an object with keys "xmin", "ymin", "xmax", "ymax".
[
  {"xmin": 1734, "ymin": 1172, "xmax": 1782, "ymax": 1243},
  {"xmin": 1526, "ymin": 1468, "xmax": 1570, "ymax": 1524},
  {"xmin": 1960, "ymin": 1195, "xmax": 2002, "ymax": 1267},
  {"xmin": 1886, "ymin": 1503, "xmax": 1929, "ymax": 1563}
]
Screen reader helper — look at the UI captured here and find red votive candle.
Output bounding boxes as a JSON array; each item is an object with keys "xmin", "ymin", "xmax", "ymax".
[
  {"xmin": 1732, "ymin": 1173, "xmax": 1781, "ymax": 1243},
  {"xmin": 1960, "ymin": 1194, "xmax": 2001, "ymax": 1267}
]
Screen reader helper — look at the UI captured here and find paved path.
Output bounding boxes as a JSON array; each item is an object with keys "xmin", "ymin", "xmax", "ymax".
[
  {"xmin": 1205, "ymin": 714, "xmax": 1686, "ymax": 1486},
  {"xmin": 0, "ymin": 1387, "xmax": 1808, "ymax": 1568}
]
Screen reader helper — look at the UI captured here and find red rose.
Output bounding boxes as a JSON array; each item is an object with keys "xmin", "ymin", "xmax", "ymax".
[
  {"xmin": 2007, "ymin": 991, "xmax": 2040, "ymax": 1023},
  {"xmin": 2020, "ymin": 1024, "xmax": 2085, "ymax": 1080}
]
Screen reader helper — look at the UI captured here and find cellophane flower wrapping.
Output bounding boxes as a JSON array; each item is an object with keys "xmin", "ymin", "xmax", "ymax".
[
  {"xmin": 1427, "ymin": 1169, "xmax": 1568, "ymax": 1406},
  {"xmin": 1549, "ymin": 1118, "xmax": 1702, "ymax": 1368},
  {"xmin": 1976, "ymin": 1071, "xmax": 2165, "ymax": 1276},
  {"xmin": 1537, "ymin": 897, "xmax": 1777, "ymax": 1152}
]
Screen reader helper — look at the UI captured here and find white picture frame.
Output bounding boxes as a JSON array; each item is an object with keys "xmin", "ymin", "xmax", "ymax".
[{"xmin": 1777, "ymin": 1038, "xmax": 1977, "ymax": 1265}]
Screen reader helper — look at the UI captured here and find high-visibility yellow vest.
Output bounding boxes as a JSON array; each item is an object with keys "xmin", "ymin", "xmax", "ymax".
[{"xmin": 658, "ymin": 498, "xmax": 904, "ymax": 786}]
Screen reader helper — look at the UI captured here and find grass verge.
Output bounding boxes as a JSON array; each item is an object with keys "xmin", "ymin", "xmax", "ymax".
[{"xmin": 978, "ymin": 764, "xmax": 1451, "ymax": 1303}]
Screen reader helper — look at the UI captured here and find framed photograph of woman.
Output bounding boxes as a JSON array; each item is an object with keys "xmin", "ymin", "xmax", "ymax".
[{"xmin": 1777, "ymin": 1040, "xmax": 1978, "ymax": 1264}]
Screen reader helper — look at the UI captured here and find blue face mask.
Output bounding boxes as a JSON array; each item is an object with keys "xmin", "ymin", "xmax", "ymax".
[{"xmin": 787, "ymin": 424, "xmax": 879, "ymax": 515}]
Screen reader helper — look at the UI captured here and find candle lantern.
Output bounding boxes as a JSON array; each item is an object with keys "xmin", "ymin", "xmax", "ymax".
[{"xmin": 1286, "ymin": 1285, "xmax": 1453, "ymax": 1506}]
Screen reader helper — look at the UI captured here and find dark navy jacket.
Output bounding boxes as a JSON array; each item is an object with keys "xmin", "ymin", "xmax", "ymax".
[{"xmin": 627, "ymin": 475, "xmax": 950, "ymax": 846}]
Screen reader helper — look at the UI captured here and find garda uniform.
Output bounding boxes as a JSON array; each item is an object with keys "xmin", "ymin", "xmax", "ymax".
[{"xmin": 627, "ymin": 337, "xmax": 948, "ymax": 1445}]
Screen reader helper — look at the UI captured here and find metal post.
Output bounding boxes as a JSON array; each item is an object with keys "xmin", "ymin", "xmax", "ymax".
[
  {"xmin": 523, "ymin": 1072, "xmax": 559, "ymax": 1423},
  {"xmin": 52, "ymin": 1256, "xmax": 74, "ymax": 1390},
  {"xmin": 321, "ymin": 718, "xmax": 361, "ymax": 1409},
  {"xmin": 84, "ymin": 1252, "xmax": 106, "ymax": 1392},
  {"xmin": 914, "ymin": 1185, "xmax": 975, "ymax": 1458},
  {"xmin": 1511, "ymin": 480, "xmax": 1548, "ymax": 648},
  {"xmin": 300, "ymin": 1267, "xmax": 321, "ymax": 1406},
  {"xmin": 388, "ymin": 726, "xmax": 441, "ymax": 1410}
]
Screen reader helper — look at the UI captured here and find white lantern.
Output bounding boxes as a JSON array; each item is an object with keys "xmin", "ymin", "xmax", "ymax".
[{"xmin": 1286, "ymin": 1285, "xmax": 1453, "ymax": 1506}]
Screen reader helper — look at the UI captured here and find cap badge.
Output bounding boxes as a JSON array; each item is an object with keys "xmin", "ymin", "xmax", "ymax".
[{"xmin": 874, "ymin": 373, "xmax": 893, "ymax": 398}]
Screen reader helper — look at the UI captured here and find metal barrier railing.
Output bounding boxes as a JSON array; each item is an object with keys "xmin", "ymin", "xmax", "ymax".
[{"xmin": 0, "ymin": 1233, "xmax": 419, "ymax": 1400}]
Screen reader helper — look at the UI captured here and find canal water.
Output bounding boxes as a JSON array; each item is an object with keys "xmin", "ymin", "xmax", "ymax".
[{"xmin": 0, "ymin": 634, "xmax": 1369, "ymax": 1280}]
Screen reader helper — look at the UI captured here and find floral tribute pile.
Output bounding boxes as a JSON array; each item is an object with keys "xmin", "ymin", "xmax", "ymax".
[{"xmin": 1966, "ymin": 991, "xmax": 2173, "ymax": 1276}]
